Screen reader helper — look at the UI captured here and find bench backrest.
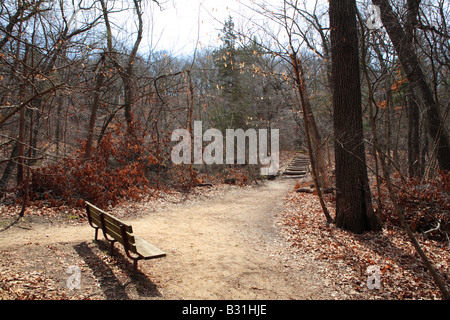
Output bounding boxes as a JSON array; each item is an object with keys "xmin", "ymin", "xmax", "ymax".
[{"xmin": 85, "ymin": 201, "xmax": 137, "ymax": 254}]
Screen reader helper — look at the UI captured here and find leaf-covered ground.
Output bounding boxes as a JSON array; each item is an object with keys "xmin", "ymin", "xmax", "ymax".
[
  {"xmin": 277, "ymin": 190, "xmax": 449, "ymax": 300},
  {"xmin": 0, "ymin": 150, "xmax": 448, "ymax": 300}
]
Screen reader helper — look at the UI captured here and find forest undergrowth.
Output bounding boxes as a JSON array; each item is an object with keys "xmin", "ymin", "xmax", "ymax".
[{"xmin": 280, "ymin": 167, "xmax": 449, "ymax": 299}]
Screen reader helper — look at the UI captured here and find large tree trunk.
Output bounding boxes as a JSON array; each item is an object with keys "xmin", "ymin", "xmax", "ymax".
[
  {"xmin": 330, "ymin": 0, "xmax": 382, "ymax": 233},
  {"xmin": 405, "ymin": 0, "xmax": 422, "ymax": 177},
  {"xmin": 372, "ymin": 0, "xmax": 450, "ymax": 171}
]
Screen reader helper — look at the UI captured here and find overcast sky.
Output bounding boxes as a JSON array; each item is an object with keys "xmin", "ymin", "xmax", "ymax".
[
  {"xmin": 107, "ymin": 0, "xmax": 330, "ymax": 57},
  {"xmin": 142, "ymin": 0, "xmax": 254, "ymax": 55}
]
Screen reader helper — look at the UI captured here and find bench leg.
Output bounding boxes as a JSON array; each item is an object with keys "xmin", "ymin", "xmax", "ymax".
[
  {"xmin": 109, "ymin": 240, "xmax": 116, "ymax": 255},
  {"xmin": 133, "ymin": 259, "xmax": 138, "ymax": 271},
  {"xmin": 94, "ymin": 228, "xmax": 99, "ymax": 241}
]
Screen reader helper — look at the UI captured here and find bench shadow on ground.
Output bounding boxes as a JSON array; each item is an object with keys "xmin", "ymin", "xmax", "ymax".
[{"xmin": 73, "ymin": 241, "xmax": 162, "ymax": 299}]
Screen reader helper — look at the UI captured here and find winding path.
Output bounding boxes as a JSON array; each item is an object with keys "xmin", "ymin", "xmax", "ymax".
[{"xmin": 0, "ymin": 178, "xmax": 336, "ymax": 299}]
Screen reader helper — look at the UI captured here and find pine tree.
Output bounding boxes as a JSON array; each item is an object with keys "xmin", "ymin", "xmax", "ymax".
[{"xmin": 212, "ymin": 16, "xmax": 252, "ymax": 130}]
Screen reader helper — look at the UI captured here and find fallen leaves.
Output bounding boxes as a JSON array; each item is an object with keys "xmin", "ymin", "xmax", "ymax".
[
  {"xmin": 0, "ymin": 246, "xmax": 71, "ymax": 300},
  {"xmin": 0, "ymin": 182, "xmax": 256, "ymax": 300},
  {"xmin": 277, "ymin": 190, "xmax": 449, "ymax": 300},
  {"xmin": 0, "ymin": 241, "xmax": 161, "ymax": 300}
]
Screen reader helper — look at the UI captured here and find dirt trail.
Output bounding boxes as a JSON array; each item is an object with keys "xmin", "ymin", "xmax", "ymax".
[{"xmin": 0, "ymin": 178, "xmax": 337, "ymax": 299}]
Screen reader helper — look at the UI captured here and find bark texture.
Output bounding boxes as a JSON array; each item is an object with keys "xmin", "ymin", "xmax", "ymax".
[{"xmin": 330, "ymin": 0, "xmax": 382, "ymax": 233}]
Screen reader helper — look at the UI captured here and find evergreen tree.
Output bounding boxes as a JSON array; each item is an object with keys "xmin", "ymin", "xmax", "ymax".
[{"xmin": 211, "ymin": 16, "xmax": 252, "ymax": 130}]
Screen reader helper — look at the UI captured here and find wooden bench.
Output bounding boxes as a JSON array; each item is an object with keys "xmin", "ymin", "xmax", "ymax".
[{"xmin": 85, "ymin": 201, "xmax": 166, "ymax": 271}]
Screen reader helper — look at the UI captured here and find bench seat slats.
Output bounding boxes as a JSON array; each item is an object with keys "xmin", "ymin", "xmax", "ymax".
[{"xmin": 134, "ymin": 236, "xmax": 166, "ymax": 259}]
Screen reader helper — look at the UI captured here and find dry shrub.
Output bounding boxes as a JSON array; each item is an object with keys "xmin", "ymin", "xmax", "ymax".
[
  {"xmin": 30, "ymin": 125, "xmax": 155, "ymax": 208},
  {"xmin": 381, "ymin": 170, "xmax": 450, "ymax": 243}
]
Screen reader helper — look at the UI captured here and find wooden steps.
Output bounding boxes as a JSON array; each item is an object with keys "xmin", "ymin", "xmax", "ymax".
[{"xmin": 282, "ymin": 153, "xmax": 310, "ymax": 178}]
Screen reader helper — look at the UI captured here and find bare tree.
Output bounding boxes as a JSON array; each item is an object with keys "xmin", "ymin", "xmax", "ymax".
[
  {"xmin": 330, "ymin": 0, "xmax": 382, "ymax": 233},
  {"xmin": 85, "ymin": 52, "xmax": 106, "ymax": 159},
  {"xmin": 405, "ymin": 0, "xmax": 422, "ymax": 177},
  {"xmin": 372, "ymin": 0, "xmax": 450, "ymax": 171},
  {"xmin": 247, "ymin": 0, "xmax": 330, "ymax": 185},
  {"xmin": 100, "ymin": 0, "xmax": 156, "ymax": 136}
]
